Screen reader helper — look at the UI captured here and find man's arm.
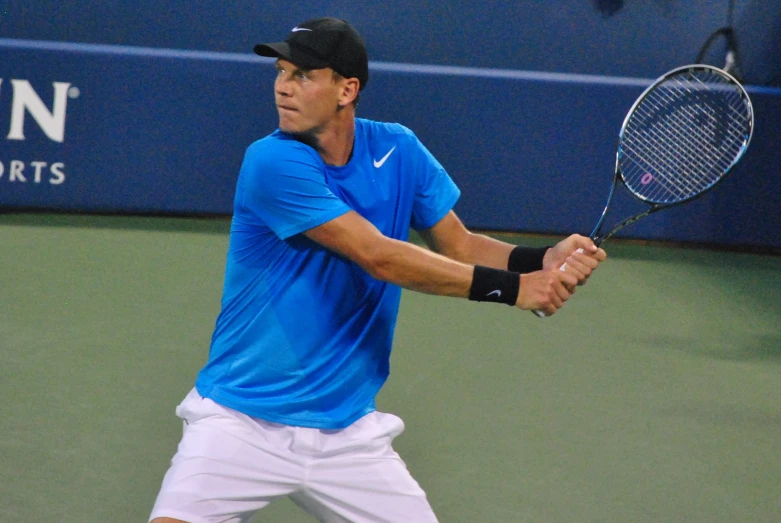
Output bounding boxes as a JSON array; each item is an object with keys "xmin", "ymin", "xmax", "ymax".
[
  {"xmin": 419, "ymin": 211, "xmax": 607, "ymax": 284},
  {"xmin": 304, "ymin": 210, "xmax": 579, "ymax": 314},
  {"xmin": 305, "ymin": 211, "xmax": 475, "ymax": 298},
  {"xmin": 418, "ymin": 211, "xmax": 516, "ymax": 269}
]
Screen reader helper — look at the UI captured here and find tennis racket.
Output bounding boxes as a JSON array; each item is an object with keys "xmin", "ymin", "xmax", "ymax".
[{"xmin": 534, "ymin": 64, "xmax": 754, "ymax": 318}]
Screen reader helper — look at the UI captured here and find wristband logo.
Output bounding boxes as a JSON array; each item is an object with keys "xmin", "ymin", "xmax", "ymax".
[{"xmin": 1, "ymin": 79, "xmax": 78, "ymax": 185}]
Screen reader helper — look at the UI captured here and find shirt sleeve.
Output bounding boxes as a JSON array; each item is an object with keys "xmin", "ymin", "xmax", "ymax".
[
  {"xmin": 236, "ymin": 139, "xmax": 352, "ymax": 239},
  {"xmin": 409, "ymin": 134, "xmax": 461, "ymax": 230}
]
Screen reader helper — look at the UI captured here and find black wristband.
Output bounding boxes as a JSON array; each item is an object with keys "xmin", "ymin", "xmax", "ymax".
[
  {"xmin": 468, "ymin": 265, "xmax": 520, "ymax": 306},
  {"xmin": 507, "ymin": 245, "xmax": 550, "ymax": 274}
]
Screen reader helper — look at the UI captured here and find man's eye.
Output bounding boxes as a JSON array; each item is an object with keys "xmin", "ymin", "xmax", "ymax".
[{"xmin": 296, "ymin": 72, "xmax": 308, "ymax": 80}]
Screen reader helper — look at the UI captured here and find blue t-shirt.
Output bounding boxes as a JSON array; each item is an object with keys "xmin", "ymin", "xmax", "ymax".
[{"xmin": 195, "ymin": 118, "xmax": 460, "ymax": 429}]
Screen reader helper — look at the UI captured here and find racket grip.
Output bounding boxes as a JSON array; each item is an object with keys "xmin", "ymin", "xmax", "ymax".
[{"xmin": 532, "ymin": 248, "xmax": 584, "ymax": 318}]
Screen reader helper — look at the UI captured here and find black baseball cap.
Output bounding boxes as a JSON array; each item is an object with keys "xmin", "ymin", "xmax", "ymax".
[{"xmin": 254, "ymin": 18, "xmax": 369, "ymax": 91}]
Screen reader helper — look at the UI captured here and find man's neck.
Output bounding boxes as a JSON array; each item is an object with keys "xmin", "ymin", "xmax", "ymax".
[
  {"xmin": 312, "ymin": 109, "xmax": 356, "ymax": 167},
  {"xmin": 317, "ymin": 127, "xmax": 355, "ymax": 166}
]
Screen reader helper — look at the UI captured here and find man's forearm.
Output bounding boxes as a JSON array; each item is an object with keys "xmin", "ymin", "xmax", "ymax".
[
  {"xmin": 443, "ymin": 232, "xmax": 517, "ymax": 270},
  {"xmin": 368, "ymin": 237, "xmax": 521, "ymax": 307},
  {"xmin": 367, "ymin": 237, "xmax": 475, "ymax": 297}
]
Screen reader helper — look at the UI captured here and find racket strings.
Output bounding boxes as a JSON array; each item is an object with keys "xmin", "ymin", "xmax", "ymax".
[
  {"xmin": 626, "ymin": 98, "xmax": 737, "ymax": 200},
  {"xmin": 623, "ymin": 124, "xmax": 717, "ymax": 202},
  {"xmin": 619, "ymin": 69, "xmax": 751, "ymax": 204},
  {"xmin": 623, "ymin": 119, "xmax": 717, "ymax": 201},
  {"xmin": 624, "ymin": 82, "xmax": 748, "ymax": 200},
  {"xmin": 656, "ymin": 77, "xmax": 749, "ymax": 162},
  {"xmin": 626, "ymin": 91, "xmax": 742, "ymax": 199}
]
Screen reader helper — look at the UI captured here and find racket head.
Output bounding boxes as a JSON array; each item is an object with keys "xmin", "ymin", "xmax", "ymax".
[{"xmin": 616, "ymin": 65, "xmax": 754, "ymax": 206}]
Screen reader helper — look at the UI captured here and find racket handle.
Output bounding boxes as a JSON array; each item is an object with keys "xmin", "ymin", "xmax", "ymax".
[{"xmin": 532, "ymin": 248, "xmax": 584, "ymax": 318}]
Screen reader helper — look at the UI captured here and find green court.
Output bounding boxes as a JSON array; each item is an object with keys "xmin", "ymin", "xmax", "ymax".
[{"xmin": 1, "ymin": 213, "xmax": 779, "ymax": 522}]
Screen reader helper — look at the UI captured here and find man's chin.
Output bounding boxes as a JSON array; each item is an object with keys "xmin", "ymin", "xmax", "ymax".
[
  {"xmin": 279, "ymin": 121, "xmax": 321, "ymax": 138},
  {"xmin": 279, "ymin": 121, "xmax": 311, "ymax": 135},
  {"xmin": 278, "ymin": 112, "xmax": 302, "ymax": 133},
  {"xmin": 278, "ymin": 121, "xmax": 297, "ymax": 133}
]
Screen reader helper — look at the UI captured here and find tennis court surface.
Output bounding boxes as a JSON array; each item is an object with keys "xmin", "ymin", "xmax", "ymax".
[{"xmin": 1, "ymin": 213, "xmax": 779, "ymax": 522}]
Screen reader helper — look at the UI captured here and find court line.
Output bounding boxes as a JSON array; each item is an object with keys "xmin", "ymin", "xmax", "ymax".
[{"xmin": 2, "ymin": 37, "xmax": 780, "ymax": 94}]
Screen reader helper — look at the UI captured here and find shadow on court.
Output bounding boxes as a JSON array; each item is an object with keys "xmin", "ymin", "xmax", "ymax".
[{"xmin": 645, "ymin": 333, "xmax": 781, "ymax": 363}]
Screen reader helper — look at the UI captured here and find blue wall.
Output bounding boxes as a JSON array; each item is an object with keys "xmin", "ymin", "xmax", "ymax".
[
  {"xmin": 3, "ymin": 1, "xmax": 780, "ymax": 84},
  {"xmin": 2, "ymin": 2, "xmax": 781, "ymax": 248}
]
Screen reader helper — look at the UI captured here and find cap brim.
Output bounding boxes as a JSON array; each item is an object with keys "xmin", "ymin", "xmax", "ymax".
[
  {"xmin": 253, "ymin": 42, "xmax": 288, "ymax": 58},
  {"xmin": 253, "ymin": 42, "xmax": 329, "ymax": 70}
]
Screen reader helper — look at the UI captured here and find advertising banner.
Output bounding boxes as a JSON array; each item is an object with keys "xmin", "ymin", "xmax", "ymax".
[{"xmin": 2, "ymin": 40, "xmax": 780, "ymax": 248}]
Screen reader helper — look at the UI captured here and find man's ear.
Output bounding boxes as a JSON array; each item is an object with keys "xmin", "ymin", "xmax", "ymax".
[{"xmin": 338, "ymin": 78, "xmax": 360, "ymax": 107}]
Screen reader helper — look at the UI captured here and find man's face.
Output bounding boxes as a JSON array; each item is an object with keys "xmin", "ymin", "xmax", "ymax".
[{"xmin": 274, "ymin": 59, "xmax": 344, "ymax": 135}]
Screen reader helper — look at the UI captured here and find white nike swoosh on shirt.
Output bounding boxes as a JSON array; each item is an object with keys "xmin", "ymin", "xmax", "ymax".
[
  {"xmin": 373, "ymin": 146, "xmax": 397, "ymax": 168},
  {"xmin": 487, "ymin": 290, "xmax": 502, "ymax": 297},
  {"xmin": 291, "ymin": 27, "xmax": 312, "ymax": 32}
]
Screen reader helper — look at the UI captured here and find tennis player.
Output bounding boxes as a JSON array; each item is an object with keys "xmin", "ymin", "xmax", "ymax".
[{"xmin": 149, "ymin": 17, "xmax": 606, "ymax": 523}]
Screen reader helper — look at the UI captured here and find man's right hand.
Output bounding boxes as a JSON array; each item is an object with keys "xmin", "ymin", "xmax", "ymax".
[{"xmin": 515, "ymin": 268, "xmax": 579, "ymax": 315}]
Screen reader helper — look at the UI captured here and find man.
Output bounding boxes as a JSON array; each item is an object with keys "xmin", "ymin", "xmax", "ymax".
[{"xmin": 149, "ymin": 17, "xmax": 606, "ymax": 523}]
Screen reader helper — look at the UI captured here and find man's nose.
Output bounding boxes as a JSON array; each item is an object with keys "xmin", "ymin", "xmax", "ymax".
[{"xmin": 275, "ymin": 77, "xmax": 292, "ymax": 96}]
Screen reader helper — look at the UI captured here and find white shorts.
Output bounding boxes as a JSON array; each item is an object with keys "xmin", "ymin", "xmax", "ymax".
[{"xmin": 148, "ymin": 389, "xmax": 438, "ymax": 523}]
